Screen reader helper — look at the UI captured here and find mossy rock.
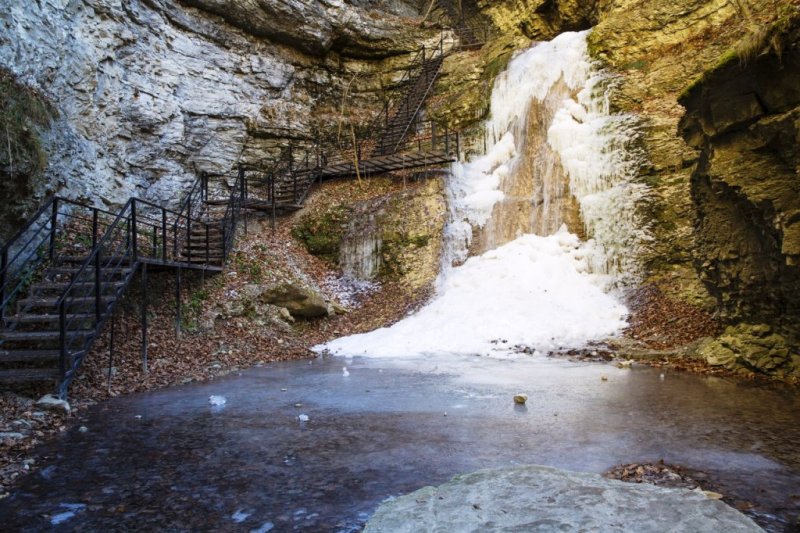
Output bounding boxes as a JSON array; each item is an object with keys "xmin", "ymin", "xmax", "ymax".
[
  {"xmin": 292, "ymin": 204, "xmax": 354, "ymax": 263},
  {"xmin": 699, "ymin": 323, "xmax": 799, "ymax": 378}
]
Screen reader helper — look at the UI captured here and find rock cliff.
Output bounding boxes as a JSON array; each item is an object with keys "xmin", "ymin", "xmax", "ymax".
[{"xmin": 0, "ymin": 0, "xmax": 424, "ymax": 211}]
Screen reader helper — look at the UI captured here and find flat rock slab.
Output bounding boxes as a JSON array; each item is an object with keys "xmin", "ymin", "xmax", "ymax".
[{"xmin": 364, "ymin": 465, "xmax": 762, "ymax": 532}]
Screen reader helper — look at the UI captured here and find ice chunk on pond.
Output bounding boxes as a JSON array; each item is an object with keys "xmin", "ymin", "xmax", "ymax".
[
  {"xmin": 231, "ymin": 509, "xmax": 250, "ymax": 523},
  {"xmin": 51, "ymin": 511, "xmax": 76, "ymax": 525},
  {"xmin": 209, "ymin": 395, "xmax": 227, "ymax": 406},
  {"xmin": 298, "ymin": 414, "xmax": 309, "ymax": 422},
  {"xmin": 342, "ymin": 367, "xmax": 350, "ymax": 377},
  {"xmin": 250, "ymin": 522, "xmax": 274, "ymax": 533},
  {"xmin": 50, "ymin": 503, "xmax": 86, "ymax": 525}
]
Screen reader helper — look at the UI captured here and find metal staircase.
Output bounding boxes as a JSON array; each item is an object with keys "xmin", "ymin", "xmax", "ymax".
[
  {"xmin": 371, "ymin": 39, "xmax": 445, "ymax": 157},
  {"xmin": 0, "ymin": 169, "xmax": 246, "ymax": 397}
]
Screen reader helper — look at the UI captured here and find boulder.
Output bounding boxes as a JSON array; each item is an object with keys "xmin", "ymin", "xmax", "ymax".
[
  {"xmin": 364, "ymin": 465, "xmax": 761, "ymax": 532},
  {"xmin": 262, "ymin": 283, "xmax": 329, "ymax": 319}
]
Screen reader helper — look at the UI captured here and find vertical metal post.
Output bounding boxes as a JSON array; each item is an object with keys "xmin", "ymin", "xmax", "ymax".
[
  {"xmin": 456, "ymin": 131, "xmax": 462, "ymax": 161},
  {"xmin": 0, "ymin": 247, "xmax": 7, "ymax": 320},
  {"xmin": 92, "ymin": 209, "xmax": 99, "ymax": 250},
  {"xmin": 152, "ymin": 224, "xmax": 158, "ymax": 257},
  {"xmin": 186, "ymin": 196, "xmax": 192, "ymax": 264},
  {"xmin": 175, "ymin": 266, "xmax": 182, "ymax": 336},
  {"xmin": 161, "ymin": 208, "xmax": 168, "ymax": 260},
  {"xmin": 141, "ymin": 262, "xmax": 148, "ymax": 374},
  {"xmin": 107, "ymin": 311, "xmax": 115, "ymax": 393},
  {"xmin": 49, "ymin": 198, "xmax": 58, "ymax": 261},
  {"xmin": 58, "ymin": 299, "xmax": 67, "ymax": 385},
  {"xmin": 240, "ymin": 166, "xmax": 248, "ymax": 236},
  {"xmin": 94, "ymin": 245, "xmax": 102, "ymax": 323},
  {"xmin": 131, "ymin": 200, "xmax": 138, "ymax": 261},
  {"xmin": 205, "ymin": 224, "xmax": 210, "ymax": 264},
  {"xmin": 445, "ymin": 126, "xmax": 450, "ymax": 154}
]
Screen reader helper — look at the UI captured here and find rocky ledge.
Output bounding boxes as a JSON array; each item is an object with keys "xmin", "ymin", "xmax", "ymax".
[{"xmin": 364, "ymin": 465, "xmax": 762, "ymax": 532}]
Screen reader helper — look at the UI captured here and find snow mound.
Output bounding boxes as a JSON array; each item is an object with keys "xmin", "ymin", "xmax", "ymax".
[{"xmin": 316, "ymin": 229, "xmax": 627, "ymax": 358}]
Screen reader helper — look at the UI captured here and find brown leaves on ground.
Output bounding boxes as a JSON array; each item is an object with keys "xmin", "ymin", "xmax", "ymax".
[
  {"xmin": 604, "ymin": 461, "xmax": 702, "ymax": 490},
  {"xmin": 624, "ymin": 283, "xmax": 719, "ymax": 349}
]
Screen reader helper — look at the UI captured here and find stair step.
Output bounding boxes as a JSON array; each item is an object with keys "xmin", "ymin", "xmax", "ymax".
[
  {"xmin": 5, "ymin": 313, "xmax": 97, "ymax": 325},
  {"xmin": 47, "ymin": 266, "xmax": 132, "ymax": 275},
  {"xmin": 0, "ymin": 368, "xmax": 61, "ymax": 383},
  {"xmin": 0, "ymin": 349, "xmax": 70, "ymax": 363},
  {"xmin": 32, "ymin": 281, "xmax": 123, "ymax": 292},
  {"xmin": 17, "ymin": 297, "xmax": 115, "ymax": 309},
  {"xmin": 58, "ymin": 255, "xmax": 133, "ymax": 265},
  {"xmin": 0, "ymin": 330, "xmax": 94, "ymax": 342}
]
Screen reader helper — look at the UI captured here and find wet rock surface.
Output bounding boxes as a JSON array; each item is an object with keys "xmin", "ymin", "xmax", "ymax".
[{"xmin": 364, "ymin": 465, "xmax": 761, "ymax": 532}]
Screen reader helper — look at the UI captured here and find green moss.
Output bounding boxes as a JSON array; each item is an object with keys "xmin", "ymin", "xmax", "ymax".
[
  {"xmin": 0, "ymin": 68, "xmax": 54, "ymax": 177},
  {"xmin": 679, "ymin": 9, "xmax": 800, "ymax": 102},
  {"xmin": 622, "ymin": 59, "xmax": 649, "ymax": 71},
  {"xmin": 292, "ymin": 205, "xmax": 353, "ymax": 263},
  {"xmin": 233, "ymin": 252, "xmax": 265, "ymax": 282}
]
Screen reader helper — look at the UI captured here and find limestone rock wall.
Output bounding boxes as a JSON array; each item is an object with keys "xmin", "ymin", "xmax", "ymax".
[
  {"xmin": 587, "ymin": 0, "xmax": 800, "ymax": 377},
  {"xmin": 678, "ymin": 16, "xmax": 800, "ymax": 377},
  {"xmin": 0, "ymin": 0, "xmax": 424, "ymax": 212}
]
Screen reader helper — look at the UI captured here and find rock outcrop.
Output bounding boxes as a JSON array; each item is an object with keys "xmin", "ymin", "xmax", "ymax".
[
  {"xmin": 0, "ymin": 0, "xmax": 427, "ymax": 215},
  {"xmin": 586, "ymin": 0, "xmax": 800, "ymax": 378},
  {"xmin": 293, "ymin": 177, "xmax": 446, "ymax": 293},
  {"xmin": 677, "ymin": 15, "xmax": 800, "ymax": 377},
  {"xmin": 364, "ymin": 465, "xmax": 761, "ymax": 532}
]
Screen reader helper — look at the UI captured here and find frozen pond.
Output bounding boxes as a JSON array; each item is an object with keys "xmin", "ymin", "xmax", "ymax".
[{"xmin": 2, "ymin": 354, "xmax": 799, "ymax": 531}]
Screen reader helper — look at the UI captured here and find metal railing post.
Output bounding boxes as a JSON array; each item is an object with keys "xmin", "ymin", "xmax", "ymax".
[
  {"xmin": 91, "ymin": 209, "xmax": 99, "ymax": 250},
  {"xmin": 205, "ymin": 223, "xmax": 210, "ymax": 264},
  {"xmin": 131, "ymin": 200, "xmax": 138, "ymax": 261},
  {"xmin": 94, "ymin": 244, "xmax": 102, "ymax": 323},
  {"xmin": 59, "ymin": 299, "xmax": 67, "ymax": 387},
  {"xmin": 186, "ymin": 195, "xmax": 192, "ymax": 263},
  {"xmin": 0, "ymin": 247, "xmax": 7, "ymax": 319},
  {"xmin": 161, "ymin": 208, "xmax": 168, "ymax": 260},
  {"xmin": 49, "ymin": 198, "xmax": 58, "ymax": 260}
]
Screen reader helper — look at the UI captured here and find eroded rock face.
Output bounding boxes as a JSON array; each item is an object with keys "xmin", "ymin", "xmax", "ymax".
[
  {"xmin": 585, "ymin": 0, "xmax": 800, "ymax": 377},
  {"xmin": 179, "ymin": 0, "xmax": 422, "ymax": 57},
  {"xmin": 678, "ymin": 18, "xmax": 800, "ymax": 372},
  {"xmin": 293, "ymin": 178, "xmax": 446, "ymax": 293},
  {"xmin": 0, "ymin": 0, "xmax": 424, "ymax": 213},
  {"xmin": 479, "ymin": 0, "xmax": 602, "ymax": 40}
]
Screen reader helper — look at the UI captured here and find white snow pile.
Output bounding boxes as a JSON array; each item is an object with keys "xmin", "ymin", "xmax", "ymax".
[{"xmin": 316, "ymin": 229, "xmax": 627, "ymax": 358}]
